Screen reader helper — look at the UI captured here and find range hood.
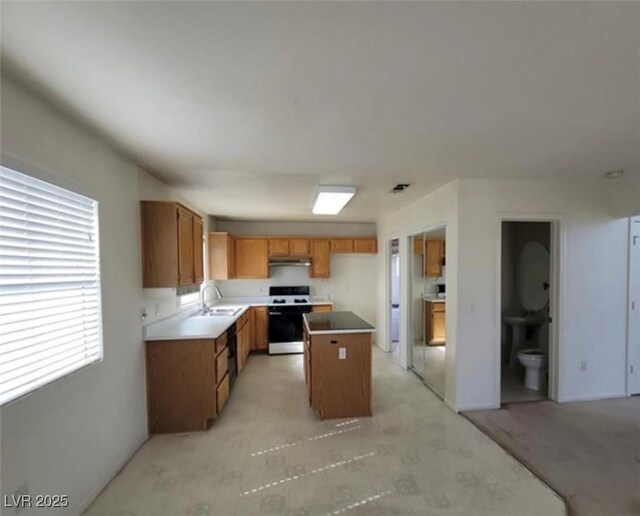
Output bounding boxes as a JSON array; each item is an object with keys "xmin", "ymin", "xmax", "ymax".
[{"xmin": 268, "ymin": 258, "xmax": 312, "ymax": 268}]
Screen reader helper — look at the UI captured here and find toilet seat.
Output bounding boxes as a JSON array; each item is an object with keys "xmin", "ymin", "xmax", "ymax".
[{"xmin": 518, "ymin": 348, "xmax": 547, "ymax": 357}]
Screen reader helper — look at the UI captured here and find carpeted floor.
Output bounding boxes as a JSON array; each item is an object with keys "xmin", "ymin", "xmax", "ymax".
[{"xmin": 465, "ymin": 397, "xmax": 640, "ymax": 516}]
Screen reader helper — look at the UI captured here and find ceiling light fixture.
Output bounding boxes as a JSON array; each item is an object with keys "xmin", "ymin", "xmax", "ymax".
[
  {"xmin": 604, "ymin": 170, "xmax": 624, "ymax": 180},
  {"xmin": 312, "ymin": 185, "xmax": 356, "ymax": 215}
]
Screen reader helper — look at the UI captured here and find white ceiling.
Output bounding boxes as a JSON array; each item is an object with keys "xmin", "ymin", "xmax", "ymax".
[{"xmin": 2, "ymin": 2, "xmax": 638, "ymax": 222}]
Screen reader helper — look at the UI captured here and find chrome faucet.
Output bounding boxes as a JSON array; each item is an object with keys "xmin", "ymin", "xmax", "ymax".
[{"xmin": 200, "ymin": 284, "xmax": 223, "ymax": 314}]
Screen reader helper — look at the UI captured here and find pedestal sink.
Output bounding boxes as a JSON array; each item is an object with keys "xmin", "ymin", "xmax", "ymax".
[{"xmin": 502, "ymin": 311, "xmax": 547, "ymax": 370}]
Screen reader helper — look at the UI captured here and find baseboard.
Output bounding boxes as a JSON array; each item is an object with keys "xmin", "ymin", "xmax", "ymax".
[
  {"xmin": 558, "ymin": 392, "xmax": 626, "ymax": 403},
  {"xmin": 444, "ymin": 398, "xmax": 459, "ymax": 413},
  {"xmin": 77, "ymin": 431, "xmax": 148, "ymax": 514},
  {"xmin": 374, "ymin": 341, "xmax": 391, "ymax": 353},
  {"xmin": 457, "ymin": 402, "xmax": 501, "ymax": 412}
]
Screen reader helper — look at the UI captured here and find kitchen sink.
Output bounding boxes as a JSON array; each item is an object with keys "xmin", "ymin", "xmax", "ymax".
[{"xmin": 201, "ymin": 307, "xmax": 243, "ymax": 317}]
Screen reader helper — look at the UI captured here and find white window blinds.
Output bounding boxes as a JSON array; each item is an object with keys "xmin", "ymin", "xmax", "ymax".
[{"xmin": 0, "ymin": 165, "xmax": 103, "ymax": 405}]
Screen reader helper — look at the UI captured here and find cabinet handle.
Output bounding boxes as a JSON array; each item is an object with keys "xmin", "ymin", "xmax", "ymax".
[{"xmin": 330, "ymin": 340, "xmax": 338, "ymax": 344}]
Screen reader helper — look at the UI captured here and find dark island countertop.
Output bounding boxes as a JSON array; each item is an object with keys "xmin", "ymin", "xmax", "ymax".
[{"xmin": 303, "ymin": 311, "xmax": 375, "ymax": 335}]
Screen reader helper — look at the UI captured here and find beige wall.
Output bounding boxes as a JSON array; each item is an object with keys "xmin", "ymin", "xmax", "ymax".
[{"xmin": 0, "ymin": 73, "xmax": 205, "ymax": 514}]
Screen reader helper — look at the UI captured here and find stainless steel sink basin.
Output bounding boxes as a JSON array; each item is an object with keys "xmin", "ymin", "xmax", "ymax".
[{"xmin": 202, "ymin": 307, "xmax": 243, "ymax": 317}]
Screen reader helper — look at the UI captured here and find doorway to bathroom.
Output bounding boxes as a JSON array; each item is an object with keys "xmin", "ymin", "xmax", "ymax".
[
  {"xmin": 409, "ymin": 225, "xmax": 447, "ymax": 398},
  {"xmin": 500, "ymin": 221, "xmax": 554, "ymax": 404},
  {"xmin": 389, "ymin": 238, "xmax": 401, "ymax": 360}
]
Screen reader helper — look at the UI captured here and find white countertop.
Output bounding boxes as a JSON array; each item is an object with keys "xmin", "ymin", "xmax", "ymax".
[
  {"xmin": 144, "ymin": 305, "xmax": 249, "ymax": 341},
  {"xmin": 423, "ymin": 296, "xmax": 446, "ymax": 304},
  {"xmin": 144, "ymin": 296, "xmax": 333, "ymax": 341}
]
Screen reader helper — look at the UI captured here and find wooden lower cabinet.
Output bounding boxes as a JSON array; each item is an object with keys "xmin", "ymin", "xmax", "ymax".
[
  {"xmin": 146, "ymin": 333, "xmax": 229, "ymax": 433},
  {"xmin": 312, "ymin": 304, "xmax": 332, "ymax": 313},
  {"xmin": 237, "ymin": 315, "xmax": 251, "ymax": 372},
  {"xmin": 303, "ymin": 329, "xmax": 372, "ymax": 420},
  {"xmin": 253, "ymin": 306, "xmax": 269, "ymax": 350},
  {"xmin": 424, "ymin": 301, "xmax": 446, "ymax": 345},
  {"xmin": 216, "ymin": 373, "xmax": 230, "ymax": 414}
]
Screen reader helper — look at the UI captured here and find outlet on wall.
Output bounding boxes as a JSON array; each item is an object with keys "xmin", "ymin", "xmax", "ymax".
[
  {"xmin": 154, "ymin": 303, "xmax": 160, "ymax": 317},
  {"xmin": 580, "ymin": 361, "xmax": 588, "ymax": 372}
]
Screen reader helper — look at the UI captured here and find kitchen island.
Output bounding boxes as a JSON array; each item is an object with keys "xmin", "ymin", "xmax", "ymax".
[{"xmin": 303, "ymin": 311, "xmax": 375, "ymax": 420}]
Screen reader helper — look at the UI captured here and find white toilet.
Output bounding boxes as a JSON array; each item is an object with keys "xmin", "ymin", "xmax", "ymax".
[{"xmin": 517, "ymin": 348, "xmax": 548, "ymax": 390}]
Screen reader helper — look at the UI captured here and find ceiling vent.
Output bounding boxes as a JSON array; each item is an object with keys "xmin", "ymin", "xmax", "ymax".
[{"xmin": 390, "ymin": 183, "xmax": 411, "ymax": 194}]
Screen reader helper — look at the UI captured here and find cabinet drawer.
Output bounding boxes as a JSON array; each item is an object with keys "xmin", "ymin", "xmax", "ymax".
[
  {"xmin": 217, "ymin": 373, "xmax": 230, "ymax": 414},
  {"xmin": 214, "ymin": 332, "xmax": 227, "ymax": 355},
  {"xmin": 216, "ymin": 349, "xmax": 228, "ymax": 384},
  {"xmin": 432, "ymin": 303, "xmax": 446, "ymax": 313},
  {"xmin": 312, "ymin": 304, "xmax": 332, "ymax": 313}
]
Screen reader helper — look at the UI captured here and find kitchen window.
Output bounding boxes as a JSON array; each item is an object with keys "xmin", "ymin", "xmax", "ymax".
[{"xmin": 0, "ymin": 164, "xmax": 103, "ymax": 405}]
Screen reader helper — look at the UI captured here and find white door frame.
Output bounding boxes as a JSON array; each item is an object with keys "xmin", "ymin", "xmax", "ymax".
[
  {"xmin": 382, "ymin": 232, "xmax": 401, "ymax": 357},
  {"xmin": 627, "ymin": 217, "xmax": 640, "ymax": 395},
  {"xmin": 495, "ymin": 214, "xmax": 565, "ymax": 404}
]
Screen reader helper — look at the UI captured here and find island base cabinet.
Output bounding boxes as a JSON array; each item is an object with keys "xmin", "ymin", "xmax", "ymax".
[{"xmin": 306, "ymin": 332, "xmax": 372, "ymax": 420}]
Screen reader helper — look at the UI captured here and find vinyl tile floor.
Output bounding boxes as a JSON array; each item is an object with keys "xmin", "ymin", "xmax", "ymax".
[{"xmin": 84, "ymin": 347, "xmax": 565, "ymax": 516}]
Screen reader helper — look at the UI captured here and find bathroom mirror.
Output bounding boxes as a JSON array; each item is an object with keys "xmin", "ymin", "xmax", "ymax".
[{"xmin": 516, "ymin": 241, "xmax": 550, "ymax": 311}]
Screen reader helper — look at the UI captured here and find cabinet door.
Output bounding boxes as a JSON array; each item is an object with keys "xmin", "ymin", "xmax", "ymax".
[
  {"xmin": 237, "ymin": 325, "xmax": 246, "ymax": 373},
  {"xmin": 208, "ymin": 232, "xmax": 235, "ymax": 280},
  {"xmin": 289, "ymin": 238, "xmax": 310, "ymax": 256},
  {"xmin": 432, "ymin": 309, "xmax": 446, "ymax": 342},
  {"xmin": 269, "ymin": 238, "xmax": 290, "ymax": 257},
  {"xmin": 254, "ymin": 306, "xmax": 269, "ymax": 350},
  {"xmin": 193, "ymin": 217, "xmax": 204, "ymax": 283},
  {"xmin": 248, "ymin": 307, "xmax": 256, "ymax": 351},
  {"xmin": 310, "ymin": 239, "xmax": 330, "ymax": 278},
  {"xmin": 425, "ymin": 240, "xmax": 444, "ymax": 278},
  {"xmin": 141, "ymin": 202, "xmax": 179, "ymax": 287},
  {"xmin": 177, "ymin": 207, "xmax": 194, "ymax": 285},
  {"xmin": 331, "ymin": 239, "xmax": 354, "ymax": 253},
  {"xmin": 235, "ymin": 238, "xmax": 269, "ymax": 279},
  {"xmin": 353, "ymin": 238, "xmax": 377, "ymax": 254}
]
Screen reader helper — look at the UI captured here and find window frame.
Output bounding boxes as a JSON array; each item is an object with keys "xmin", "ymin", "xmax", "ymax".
[{"xmin": 0, "ymin": 156, "xmax": 104, "ymax": 406}]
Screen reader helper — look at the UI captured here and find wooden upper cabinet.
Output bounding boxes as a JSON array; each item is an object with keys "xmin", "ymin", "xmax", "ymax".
[
  {"xmin": 353, "ymin": 238, "xmax": 377, "ymax": 253},
  {"xmin": 193, "ymin": 217, "xmax": 204, "ymax": 283},
  {"xmin": 269, "ymin": 238, "xmax": 290, "ymax": 257},
  {"xmin": 177, "ymin": 207, "xmax": 195, "ymax": 285},
  {"xmin": 310, "ymin": 239, "xmax": 330, "ymax": 278},
  {"xmin": 141, "ymin": 201, "xmax": 203, "ymax": 287},
  {"xmin": 331, "ymin": 238, "xmax": 354, "ymax": 253},
  {"xmin": 234, "ymin": 238, "xmax": 269, "ymax": 279},
  {"xmin": 330, "ymin": 237, "xmax": 377, "ymax": 254},
  {"xmin": 425, "ymin": 239, "xmax": 445, "ymax": 278},
  {"xmin": 289, "ymin": 238, "xmax": 310, "ymax": 256},
  {"xmin": 208, "ymin": 232, "xmax": 235, "ymax": 280}
]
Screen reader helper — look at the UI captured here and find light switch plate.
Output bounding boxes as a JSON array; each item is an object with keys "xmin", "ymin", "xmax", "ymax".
[{"xmin": 339, "ymin": 347, "xmax": 347, "ymax": 360}]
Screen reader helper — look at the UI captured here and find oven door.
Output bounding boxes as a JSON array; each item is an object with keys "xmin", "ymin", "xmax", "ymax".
[{"xmin": 268, "ymin": 306, "xmax": 308, "ymax": 354}]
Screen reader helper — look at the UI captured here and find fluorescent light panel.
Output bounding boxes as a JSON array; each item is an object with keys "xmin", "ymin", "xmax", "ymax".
[{"xmin": 312, "ymin": 186, "xmax": 356, "ymax": 215}]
